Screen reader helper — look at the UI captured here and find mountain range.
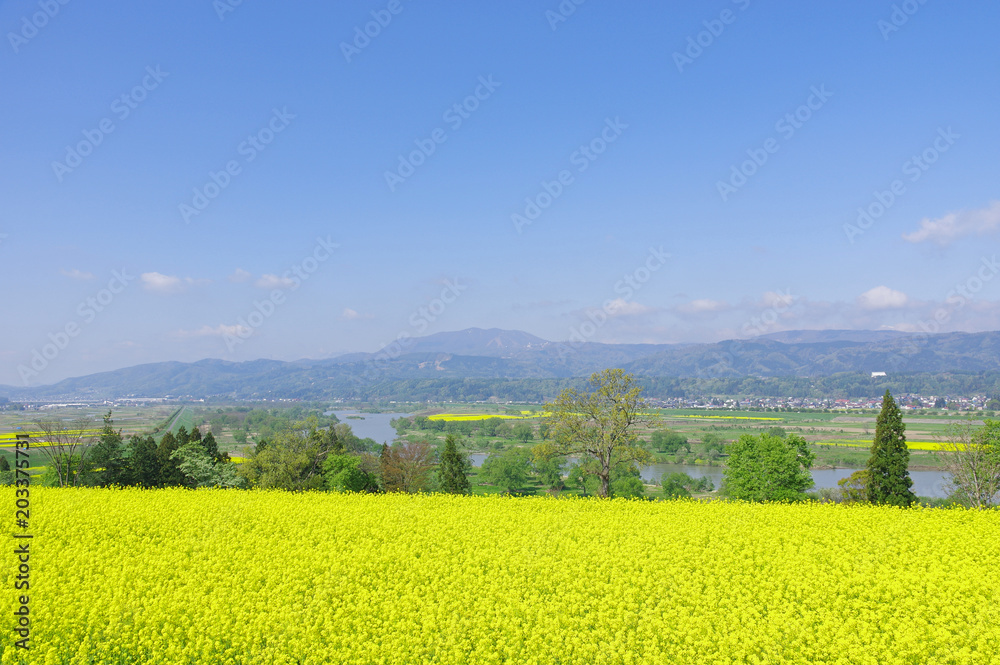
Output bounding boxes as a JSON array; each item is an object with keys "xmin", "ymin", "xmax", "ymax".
[{"xmin": 4, "ymin": 328, "xmax": 1000, "ymax": 401}]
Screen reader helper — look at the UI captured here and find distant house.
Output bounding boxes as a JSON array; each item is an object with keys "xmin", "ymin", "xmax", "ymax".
[{"xmin": 871, "ymin": 371, "xmax": 887, "ymax": 378}]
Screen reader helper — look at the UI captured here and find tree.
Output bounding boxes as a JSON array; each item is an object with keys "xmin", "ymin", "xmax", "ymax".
[
  {"xmin": 239, "ymin": 426, "xmax": 342, "ymax": 491},
  {"xmin": 650, "ymin": 430, "xmax": 688, "ymax": 453},
  {"xmin": 661, "ymin": 472, "xmax": 693, "ymax": 499},
  {"xmin": 546, "ymin": 369, "xmax": 653, "ymax": 498},
  {"xmin": 866, "ymin": 390, "xmax": 917, "ymax": 507},
  {"xmin": 479, "ymin": 447, "xmax": 533, "ymax": 494},
  {"xmin": 127, "ymin": 434, "xmax": 160, "ymax": 488},
  {"xmin": 934, "ymin": 397, "xmax": 947, "ymax": 409},
  {"xmin": 531, "ymin": 442, "xmax": 566, "ymax": 491},
  {"xmin": 85, "ymin": 411, "xmax": 127, "ymax": 486},
  {"xmin": 171, "ymin": 443, "xmax": 243, "ymax": 488},
  {"xmin": 324, "ymin": 453, "xmax": 381, "ymax": 493},
  {"xmin": 939, "ymin": 420, "xmax": 1000, "ymax": 509},
  {"xmin": 380, "ymin": 441, "xmax": 436, "ymax": 493},
  {"xmin": 722, "ymin": 432, "xmax": 815, "ymax": 502},
  {"xmin": 438, "ymin": 434, "xmax": 471, "ymax": 495},
  {"xmin": 837, "ymin": 469, "xmax": 869, "ymax": 503},
  {"xmin": 156, "ymin": 432, "xmax": 186, "ymax": 487},
  {"xmin": 32, "ymin": 416, "xmax": 95, "ymax": 487},
  {"xmin": 512, "ymin": 422, "xmax": 533, "ymax": 443}
]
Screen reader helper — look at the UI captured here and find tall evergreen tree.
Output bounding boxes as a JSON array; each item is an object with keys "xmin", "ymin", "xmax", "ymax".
[
  {"xmin": 866, "ymin": 390, "xmax": 917, "ymax": 506},
  {"xmin": 156, "ymin": 432, "xmax": 186, "ymax": 487},
  {"xmin": 128, "ymin": 434, "xmax": 160, "ymax": 488},
  {"xmin": 438, "ymin": 434, "xmax": 471, "ymax": 495},
  {"xmin": 87, "ymin": 410, "xmax": 127, "ymax": 486}
]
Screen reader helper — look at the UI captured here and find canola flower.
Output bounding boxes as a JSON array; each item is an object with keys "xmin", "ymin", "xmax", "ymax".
[
  {"xmin": 816, "ymin": 440, "xmax": 946, "ymax": 451},
  {"xmin": 2, "ymin": 489, "xmax": 999, "ymax": 664}
]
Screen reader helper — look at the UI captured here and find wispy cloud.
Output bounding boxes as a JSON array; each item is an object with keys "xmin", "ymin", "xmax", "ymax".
[
  {"xmin": 228, "ymin": 268, "xmax": 252, "ymax": 283},
  {"xmin": 903, "ymin": 201, "xmax": 1000, "ymax": 246},
  {"xmin": 676, "ymin": 298, "xmax": 730, "ymax": 314},
  {"xmin": 141, "ymin": 272, "xmax": 209, "ymax": 294},
  {"xmin": 341, "ymin": 308, "xmax": 373, "ymax": 321},
  {"xmin": 60, "ymin": 268, "xmax": 95, "ymax": 281},
  {"xmin": 175, "ymin": 324, "xmax": 250, "ymax": 338},
  {"xmin": 255, "ymin": 274, "xmax": 296, "ymax": 289}
]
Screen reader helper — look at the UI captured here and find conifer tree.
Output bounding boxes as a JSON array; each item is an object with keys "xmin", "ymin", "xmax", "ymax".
[
  {"xmin": 438, "ymin": 434, "xmax": 471, "ymax": 495},
  {"xmin": 866, "ymin": 390, "xmax": 917, "ymax": 506}
]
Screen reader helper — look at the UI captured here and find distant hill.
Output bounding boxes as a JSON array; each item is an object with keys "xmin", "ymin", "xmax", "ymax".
[
  {"xmin": 3, "ymin": 328, "xmax": 1000, "ymax": 400},
  {"xmin": 756, "ymin": 329, "xmax": 912, "ymax": 344}
]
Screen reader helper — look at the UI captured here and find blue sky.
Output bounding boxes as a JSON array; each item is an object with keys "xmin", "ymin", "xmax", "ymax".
[{"xmin": 2, "ymin": 0, "xmax": 999, "ymax": 386}]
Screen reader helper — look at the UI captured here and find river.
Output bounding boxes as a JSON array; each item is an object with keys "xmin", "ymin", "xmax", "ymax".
[
  {"xmin": 468, "ymin": 453, "xmax": 952, "ymax": 498},
  {"xmin": 329, "ymin": 413, "xmax": 953, "ymax": 498},
  {"xmin": 327, "ymin": 410, "xmax": 411, "ymax": 445}
]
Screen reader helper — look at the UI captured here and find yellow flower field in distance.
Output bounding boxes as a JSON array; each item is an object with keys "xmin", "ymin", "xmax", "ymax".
[
  {"xmin": 815, "ymin": 440, "xmax": 947, "ymax": 451},
  {"xmin": 2, "ymin": 490, "xmax": 999, "ymax": 665}
]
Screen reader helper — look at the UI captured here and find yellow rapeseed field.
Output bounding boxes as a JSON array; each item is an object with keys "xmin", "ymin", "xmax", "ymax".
[{"xmin": 3, "ymin": 489, "xmax": 999, "ymax": 664}]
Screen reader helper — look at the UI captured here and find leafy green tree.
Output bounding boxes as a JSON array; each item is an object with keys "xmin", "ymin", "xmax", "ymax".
[
  {"xmin": 661, "ymin": 472, "xmax": 693, "ymax": 499},
  {"xmin": 512, "ymin": 422, "xmax": 533, "ymax": 443},
  {"xmin": 531, "ymin": 442, "xmax": 566, "ymax": 491},
  {"xmin": 324, "ymin": 454, "xmax": 381, "ymax": 492},
  {"xmin": 837, "ymin": 469, "xmax": 869, "ymax": 503},
  {"xmin": 171, "ymin": 443, "xmax": 243, "ymax": 488},
  {"xmin": 547, "ymin": 369, "xmax": 653, "ymax": 498},
  {"xmin": 239, "ymin": 426, "xmax": 343, "ymax": 491},
  {"xmin": 866, "ymin": 390, "xmax": 917, "ymax": 507},
  {"xmin": 723, "ymin": 432, "xmax": 815, "ymax": 502},
  {"xmin": 480, "ymin": 447, "xmax": 533, "ymax": 494},
  {"xmin": 438, "ymin": 434, "xmax": 471, "ymax": 494},
  {"xmin": 0, "ymin": 455, "xmax": 12, "ymax": 486},
  {"xmin": 939, "ymin": 420, "xmax": 1000, "ymax": 509},
  {"xmin": 650, "ymin": 430, "xmax": 688, "ymax": 453},
  {"xmin": 610, "ymin": 465, "xmax": 645, "ymax": 499}
]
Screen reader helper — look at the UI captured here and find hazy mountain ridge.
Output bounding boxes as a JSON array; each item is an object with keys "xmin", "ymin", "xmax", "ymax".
[{"xmin": 4, "ymin": 328, "xmax": 1000, "ymax": 400}]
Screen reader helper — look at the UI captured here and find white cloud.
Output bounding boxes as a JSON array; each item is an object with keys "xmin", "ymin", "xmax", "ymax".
[
  {"xmin": 857, "ymin": 286, "xmax": 908, "ymax": 311},
  {"xmin": 228, "ymin": 268, "xmax": 252, "ymax": 283},
  {"xmin": 141, "ymin": 272, "xmax": 208, "ymax": 293},
  {"xmin": 255, "ymin": 273, "xmax": 296, "ymax": 289},
  {"xmin": 676, "ymin": 299, "xmax": 729, "ymax": 314},
  {"xmin": 176, "ymin": 324, "xmax": 250, "ymax": 338},
  {"xmin": 902, "ymin": 201, "xmax": 1000, "ymax": 246},
  {"xmin": 341, "ymin": 308, "xmax": 373, "ymax": 321},
  {"xmin": 60, "ymin": 268, "xmax": 95, "ymax": 281},
  {"xmin": 604, "ymin": 299, "xmax": 655, "ymax": 317}
]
